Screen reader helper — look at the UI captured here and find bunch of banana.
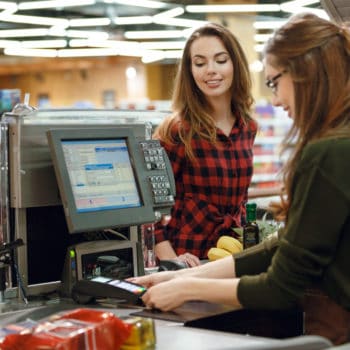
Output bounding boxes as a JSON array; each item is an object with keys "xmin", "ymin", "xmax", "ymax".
[{"xmin": 207, "ymin": 235, "xmax": 243, "ymax": 261}]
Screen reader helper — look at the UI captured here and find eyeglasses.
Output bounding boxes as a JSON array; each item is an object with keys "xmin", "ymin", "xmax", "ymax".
[{"xmin": 265, "ymin": 70, "xmax": 287, "ymax": 94}]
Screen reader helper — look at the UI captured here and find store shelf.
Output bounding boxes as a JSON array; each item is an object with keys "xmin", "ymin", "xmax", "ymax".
[{"xmin": 252, "ymin": 104, "xmax": 291, "ymax": 189}]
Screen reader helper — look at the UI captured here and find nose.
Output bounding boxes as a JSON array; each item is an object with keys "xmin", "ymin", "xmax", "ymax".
[
  {"xmin": 206, "ymin": 60, "xmax": 216, "ymax": 74},
  {"xmin": 270, "ymin": 94, "xmax": 281, "ymax": 107}
]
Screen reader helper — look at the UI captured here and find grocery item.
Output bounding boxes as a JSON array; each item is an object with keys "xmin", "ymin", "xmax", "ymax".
[
  {"xmin": 0, "ymin": 308, "xmax": 132, "ymax": 350},
  {"xmin": 216, "ymin": 236, "xmax": 243, "ymax": 253}
]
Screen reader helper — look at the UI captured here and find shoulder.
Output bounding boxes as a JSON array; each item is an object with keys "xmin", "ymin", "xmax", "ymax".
[
  {"xmin": 301, "ymin": 138, "xmax": 350, "ymax": 162},
  {"xmin": 299, "ymin": 137, "xmax": 350, "ymax": 177},
  {"xmin": 154, "ymin": 113, "xmax": 184, "ymax": 141}
]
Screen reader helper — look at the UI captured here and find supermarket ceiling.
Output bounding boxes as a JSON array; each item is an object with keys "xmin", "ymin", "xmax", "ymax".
[{"xmin": 0, "ymin": 0, "xmax": 346, "ymax": 63}]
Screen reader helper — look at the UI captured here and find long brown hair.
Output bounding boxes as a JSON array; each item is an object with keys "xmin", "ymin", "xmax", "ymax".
[
  {"xmin": 264, "ymin": 13, "xmax": 350, "ymax": 219},
  {"xmin": 154, "ymin": 22, "xmax": 254, "ymax": 159}
]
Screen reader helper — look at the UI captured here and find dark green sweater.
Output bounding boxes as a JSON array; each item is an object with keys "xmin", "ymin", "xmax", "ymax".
[{"xmin": 236, "ymin": 138, "xmax": 350, "ymax": 310}]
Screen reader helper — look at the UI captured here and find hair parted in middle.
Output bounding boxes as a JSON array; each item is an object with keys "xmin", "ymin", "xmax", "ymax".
[{"xmin": 154, "ymin": 22, "xmax": 255, "ymax": 160}]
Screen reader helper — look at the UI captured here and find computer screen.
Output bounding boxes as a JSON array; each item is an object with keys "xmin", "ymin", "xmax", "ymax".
[
  {"xmin": 47, "ymin": 127, "xmax": 157, "ymax": 233},
  {"xmin": 63, "ymin": 138, "xmax": 141, "ymax": 213}
]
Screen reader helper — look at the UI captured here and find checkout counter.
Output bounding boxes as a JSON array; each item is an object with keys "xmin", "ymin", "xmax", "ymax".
[{"xmin": 0, "ymin": 107, "xmax": 334, "ymax": 349}]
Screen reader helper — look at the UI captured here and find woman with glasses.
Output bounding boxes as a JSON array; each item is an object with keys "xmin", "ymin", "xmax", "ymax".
[
  {"xmin": 130, "ymin": 13, "xmax": 350, "ymax": 345},
  {"xmin": 151, "ymin": 23, "xmax": 257, "ymax": 267}
]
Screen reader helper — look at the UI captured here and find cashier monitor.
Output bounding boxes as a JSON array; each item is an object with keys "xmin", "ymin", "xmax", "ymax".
[{"xmin": 46, "ymin": 127, "xmax": 175, "ymax": 234}]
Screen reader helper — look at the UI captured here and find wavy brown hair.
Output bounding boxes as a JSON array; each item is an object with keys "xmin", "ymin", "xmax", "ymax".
[
  {"xmin": 264, "ymin": 13, "xmax": 350, "ymax": 220},
  {"xmin": 153, "ymin": 22, "xmax": 255, "ymax": 160}
]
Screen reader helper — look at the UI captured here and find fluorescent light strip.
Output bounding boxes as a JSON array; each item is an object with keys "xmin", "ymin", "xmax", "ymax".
[
  {"xmin": 69, "ymin": 18, "xmax": 111, "ymax": 27},
  {"xmin": 124, "ymin": 30, "xmax": 185, "ymax": 39},
  {"xmin": 57, "ymin": 48, "xmax": 118, "ymax": 57},
  {"xmin": 4, "ymin": 47, "xmax": 57, "ymax": 57},
  {"xmin": 253, "ymin": 21, "xmax": 287, "ymax": 30},
  {"xmin": 18, "ymin": 0, "xmax": 96, "ymax": 10},
  {"xmin": 281, "ymin": 4, "xmax": 329, "ymax": 18},
  {"xmin": 254, "ymin": 44, "xmax": 265, "ymax": 53},
  {"xmin": 3, "ymin": 14, "xmax": 69, "ymax": 26},
  {"xmin": 153, "ymin": 17, "xmax": 208, "ymax": 28},
  {"xmin": 69, "ymin": 39, "xmax": 140, "ymax": 51},
  {"xmin": 281, "ymin": 0, "xmax": 320, "ymax": 7},
  {"xmin": 254, "ymin": 34, "xmax": 273, "ymax": 42},
  {"xmin": 114, "ymin": 16, "xmax": 153, "ymax": 25},
  {"xmin": 186, "ymin": 4, "xmax": 281, "ymax": 13},
  {"xmin": 0, "ymin": 28, "xmax": 49, "ymax": 38},
  {"xmin": 103, "ymin": 0, "xmax": 167, "ymax": 9},
  {"xmin": 0, "ymin": 2, "xmax": 17, "ymax": 18},
  {"xmin": 0, "ymin": 1, "xmax": 17, "ymax": 10},
  {"xmin": 142, "ymin": 51, "xmax": 165, "ymax": 63},
  {"xmin": 0, "ymin": 39, "xmax": 20, "ymax": 48},
  {"xmin": 153, "ymin": 7, "xmax": 184, "ymax": 19},
  {"xmin": 140, "ymin": 41, "xmax": 185, "ymax": 50},
  {"xmin": 21, "ymin": 39, "xmax": 67, "ymax": 48},
  {"xmin": 164, "ymin": 50, "xmax": 182, "ymax": 59},
  {"xmin": 65, "ymin": 30, "xmax": 109, "ymax": 40}
]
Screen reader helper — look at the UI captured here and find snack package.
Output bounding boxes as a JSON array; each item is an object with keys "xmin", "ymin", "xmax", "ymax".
[
  {"xmin": 0, "ymin": 308, "xmax": 132, "ymax": 350},
  {"xmin": 121, "ymin": 316, "xmax": 156, "ymax": 350}
]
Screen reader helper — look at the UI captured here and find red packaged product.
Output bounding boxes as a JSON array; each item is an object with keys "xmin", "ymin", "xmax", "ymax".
[{"xmin": 0, "ymin": 308, "xmax": 132, "ymax": 350}]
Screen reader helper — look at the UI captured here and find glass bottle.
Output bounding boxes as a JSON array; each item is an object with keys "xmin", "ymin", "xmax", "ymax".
[{"xmin": 243, "ymin": 203, "xmax": 260, "ymax": 249}]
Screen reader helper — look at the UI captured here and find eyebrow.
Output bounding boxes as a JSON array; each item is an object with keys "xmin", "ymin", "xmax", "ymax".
[{"xmin": 192, "ymin": 51, "xmax": 229, "ymax": 59}]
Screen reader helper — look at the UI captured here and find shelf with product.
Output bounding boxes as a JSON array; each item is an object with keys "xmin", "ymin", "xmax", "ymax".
[{"xmin": 251, "ymin": 103, "xmax": 292, "ymax": 191}]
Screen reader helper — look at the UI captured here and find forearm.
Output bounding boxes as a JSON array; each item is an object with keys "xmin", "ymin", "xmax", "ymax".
[
  {"xmin": 176, "ymin": 255, "xmax": 236, "ymax": 279},
  {"xmin": 184, "ymin": 277, "xmax": 242, "ymax": 307},
  {"xmin": 155, "ymin": 240, "xmax": 177, "ymax": 260}
]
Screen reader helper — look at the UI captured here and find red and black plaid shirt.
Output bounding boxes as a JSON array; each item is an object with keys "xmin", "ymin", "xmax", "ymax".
[{"xmin": 155, "ymin": 117, "xmax": 257, "ymax": 259}]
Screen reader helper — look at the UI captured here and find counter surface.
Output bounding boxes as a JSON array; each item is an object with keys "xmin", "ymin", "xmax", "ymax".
[{"xmin": 0, "ymin": 298, "xmax": 332, "ymax": 350}]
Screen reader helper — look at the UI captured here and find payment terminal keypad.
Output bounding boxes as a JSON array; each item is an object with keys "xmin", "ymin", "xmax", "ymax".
[{"xmin": 139, "ymin": 140, "xmax": 175, "ymax": 208}]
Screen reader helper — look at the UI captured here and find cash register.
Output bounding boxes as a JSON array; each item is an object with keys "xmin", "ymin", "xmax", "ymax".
[{"xmin": 46, "ymin": 127, "xmax": 176, "ymax": 300}]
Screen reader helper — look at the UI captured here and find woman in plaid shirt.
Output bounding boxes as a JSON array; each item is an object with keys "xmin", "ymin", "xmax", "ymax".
[{"xmin": 153, "ymin": 23, "xmax": 257, "ymax": 266}]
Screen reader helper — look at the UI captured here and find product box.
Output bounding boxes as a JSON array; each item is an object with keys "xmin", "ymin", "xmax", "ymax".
[{"xmin": 0, "ymin": 308, "xmax": 132, "ymax": 350}]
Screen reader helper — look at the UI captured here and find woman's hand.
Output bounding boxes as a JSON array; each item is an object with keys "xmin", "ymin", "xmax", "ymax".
[
  {"xmin": 176, "ymin": 252, "xmax": 201, "ymax": 267},
  {"xmin": 127, "ymin": 270, "xmax": 176, "ymax": 288},
  {"xmin": 142, "ymin": 278, "xmax": 189, "ymax": 311}
]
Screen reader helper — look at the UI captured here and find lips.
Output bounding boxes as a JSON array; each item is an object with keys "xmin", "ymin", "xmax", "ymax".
[{"xmin": 206, "ymin": 79, "xmax": 222, "ymax": 87}]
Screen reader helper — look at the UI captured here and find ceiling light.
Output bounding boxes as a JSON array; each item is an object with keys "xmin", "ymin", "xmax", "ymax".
[
  {"xmin": 249, "ymin": 60, "xmax": 264, "ymax": 73},
  {"xmin": 114, "ymin": 16, "xmax": 153, "ymax": 25},
  {"xmin": 142, "ymin": 50, "xmax": 165, "ymax": 63},
  {"xmin": 69, "ymin": 39, "xmax": 140, "ymax": 51},
  {"xmin": 57, "ymin": 48, "xmax": 118, "ymax": 57},
  {"xmin": 125, "ymin": 66, "xmax": 137, "ymax": 80},
  {"xmin": 163, "ymin": 50, "xmax": 183, "ymax": 59},
  {"xmin": 253, "ymin": 21, "xmax": 287, "ymax": 30},
  {"xmin": 18, "ymin": 0, "xmax": 96, "ymax": 10},
  {"xmin": 4, "ymin": 47, "xmax": 57, "ymax": 57},
  {"xmin": 152, "ymin": 7, "xmax": 184, "ymax": 19},
  {"xmin": 65, "ymin": 30, "xmax": 109, "ymax": 40},
  {"xmin": 281, "ymin": 4, "xmax": 328, "ymax": 18},
  {"xmin": 0, "ymin": 2, "xmax": 17, "ymax": 18},
  {"xmin": 254, "ymin": 34, "xmax": 273, "ymax": 42},
  {"xmin": 254, "ymin": 44, "xmax": 265, "ymax": 53},
  {"xmin": 0, "ymin": 39, "xmax": 20, "ymax": 48},
  {"xmin": 2, "ymin": 14, "xmax": 69, "ymax": 26},
  {"xmin": 69, "ymin": 18, "xmax": 111, "ymax": 27},
  {"xmin": 153, "ymin": 17, "xmax": 208, "ymax": 28},
  {"xmin": 139, "ymin": 41, "xmax": 185, "ymax": 50},
  {"xmin": 0, "ymin": 28, "xmax": 49, "ymax": 38},
  {"xmin": 103, "ymin": 0, "xmax": 167, "ymax": 9},
  {"xmin": 186, "ymin": 4, "xmax": 281, "ymax": 13},
  {"xmin": 124, "ymin": 30, "xmax": 185, "ymax": 39},
  {"xmin": 281, "ymin": 0, "xmax": 320, "ymax": 6},
  {"xmin": 21, "ymin": 39, "xmax": 67, "ymax": 48}
]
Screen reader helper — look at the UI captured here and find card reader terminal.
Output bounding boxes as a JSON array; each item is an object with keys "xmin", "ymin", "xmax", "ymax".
[{"xmin": 71, "ymin": 276, "xmax": 146, "ymax": 306}]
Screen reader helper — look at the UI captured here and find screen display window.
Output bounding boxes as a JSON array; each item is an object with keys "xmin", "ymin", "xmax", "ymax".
[{"xmin": 62, "ymin": 139, "xmax": 141, "ymax": 212}]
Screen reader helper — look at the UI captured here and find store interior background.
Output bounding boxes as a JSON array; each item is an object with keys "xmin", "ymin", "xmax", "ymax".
[{"xmin": 0, "ymin": 0, "xmax": 330, "ymax": 188}]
